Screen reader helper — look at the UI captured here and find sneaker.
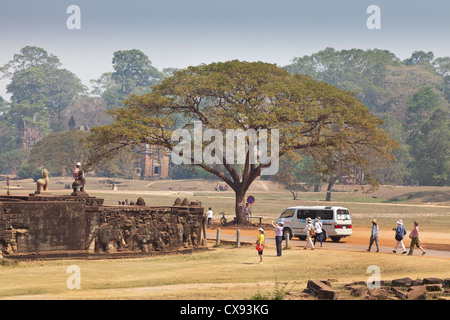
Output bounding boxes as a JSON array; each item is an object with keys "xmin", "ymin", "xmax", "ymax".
[
  {"xmin": 422, "ymin": 251, "xmax": 426, "ymax": 255},
  {"xmin": 402, "ymin": 251, "xmax": 407, "ymax": 254},
  {"xmin": 407, "ymin": 253, "xmax": 412, "ymax": 256},
  {"xmin": 393, "ymin": 250, "xmax": 396, "ymax": 253}
]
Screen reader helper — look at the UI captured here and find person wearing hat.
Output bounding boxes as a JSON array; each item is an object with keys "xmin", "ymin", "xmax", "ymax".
[
  {"xmin": 256, "ymin": 228, "xmax": 265, "ymax": 263},
  {"xmin": 313, "ymin": 217, "xmax": 324, "ymax": 248},
  {"xmin": 272, "ymin": 220, "xmax": 284, "ymax": 256},
  {"xmin": 73, "ymin": 162, "xmax": 86, "ymax": 192},
  {"xmin": 366, "ymin": 219, "xmax": 379, "ymax": 252},
  {"xmin": 392, "ymin": 220, "xmax": 407, "ymax": 254},
  {"xmin": 304, "ymin": 217, "xmax": 315, "ymax": 250}
]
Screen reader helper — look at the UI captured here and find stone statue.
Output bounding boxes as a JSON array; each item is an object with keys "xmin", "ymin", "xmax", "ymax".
[{"xmin": 36, "ymin": 169, "xmax": 50, "ymax": 193}]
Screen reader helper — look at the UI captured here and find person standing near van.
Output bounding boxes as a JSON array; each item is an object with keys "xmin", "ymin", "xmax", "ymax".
[
  {"xmin": 408, "ymin": 221, "xmax": 426, "ymax": 256},
  {"xmin": 313, "ymin": 217, "xmax": 324, "ymax": 247},
  {"xmin": 256, "ymin": 228, "xmax": 265, "ymax": 263},
  {"xmin": 304, "ymin": 218, "xmax": 315, "ymax": 250},
  {"xmin": 366, "ymin": 219, "xmax": 379, "ymax": 252},
  {"xmin": 272, "ymin": 221, "xmax": 284, "ymax": 256},
  {"xmin": 393, "ymin": 220, "xmax": 407, "ymax": 254}
]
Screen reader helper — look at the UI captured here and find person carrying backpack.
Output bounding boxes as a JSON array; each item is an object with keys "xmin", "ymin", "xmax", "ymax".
[
  {"xmin": 392, "ymin": 220, "xmax": 407, "ymax": 254},
  {"xmin": 313, "ymin": 217, "xmax": 324, "ymax": 247}
]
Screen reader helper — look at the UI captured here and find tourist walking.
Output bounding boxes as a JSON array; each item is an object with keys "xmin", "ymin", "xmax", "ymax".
[
  {"xmin": 272, "ymin": 220, "xmax": 284, "ymax": 256},
  {"xmin": 206, "ymin": 207, "xmax": 213, "ymax": 227},
  {"xmin": 392, "ymin": 220, "xmax": 407, "ymax": 254},
  {"xmin": 366, "ymin": 219, "xmax": 379, "ymax": 252},
  {"xmin": 256, "ymin": 228, "xmax": 265, "ymax": 264},
  {"xmin": 313, "ymin": 217, "xmax": 323, "ymax": 247},
  {"xmin": 408, "ymin": 221, "xmax": 426, "ymax": 256},
  {"xmin": 304, "ymin": 218, "xmax": 315, "ymax": 250}
]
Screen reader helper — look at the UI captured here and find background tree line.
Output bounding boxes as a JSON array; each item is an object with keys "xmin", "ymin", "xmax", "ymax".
[{"xmin": 0, "ymin": 46, "xmax": 448, "ymax": 188}]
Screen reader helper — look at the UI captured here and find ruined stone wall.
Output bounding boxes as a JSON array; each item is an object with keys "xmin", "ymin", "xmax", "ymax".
[{"xmin": 0, "ymin": 195, "xmax": 204, "ymax": 256}]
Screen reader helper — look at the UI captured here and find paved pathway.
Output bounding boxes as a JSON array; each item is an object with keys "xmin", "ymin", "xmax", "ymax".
[{"xmin": 207, "ymin": 230, "xmax": 450, "ymax": 259}]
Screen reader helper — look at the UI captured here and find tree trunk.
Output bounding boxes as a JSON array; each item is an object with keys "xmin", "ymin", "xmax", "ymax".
[
  {"xmin": 234, "ymin": 189, "xmax": 245, "ymax": 225},
  {"xmin": 325, "ymin": 176, "xmax": 337, "ymax": 201}
]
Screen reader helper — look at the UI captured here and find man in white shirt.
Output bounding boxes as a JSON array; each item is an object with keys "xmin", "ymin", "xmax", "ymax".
[
  {"xmin": 313, "ymin": 217, "xmax": 324, "ymax": 247},
  {"xmin": 206, "ymin": 207, "xmax": 213, "ymax": 226}
]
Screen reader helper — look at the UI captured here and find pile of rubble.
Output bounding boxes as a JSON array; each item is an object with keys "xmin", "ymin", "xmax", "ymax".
[{"xmin": 289, "ymin": 277, "xmax": 450, "ymax": 300}]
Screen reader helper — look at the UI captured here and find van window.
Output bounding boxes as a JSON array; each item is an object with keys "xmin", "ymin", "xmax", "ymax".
[
  {"xmin": 280, "ymin": 209, "xmax": 295, "ymax": 218},
  {"xmin": 297, "ymin": 210, "xmax": 316, "ymax": 219},
  {"xmin": 317, "ymin": 210, "xmax": 333, "ymax": 220},
  {"xmin": 336, "ymin": 209, "xmax": 350, "ymax": 220}
]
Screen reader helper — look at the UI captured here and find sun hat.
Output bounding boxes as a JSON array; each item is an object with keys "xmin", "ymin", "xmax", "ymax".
[
  {"xmin": 397, "ymin": 220, "xmax": 403, "ymax": 225},
  {"xmin": 278, "ymin": 221, "xmax": 284, "ymax": 225},
  {"xmin": 76, "ymin": 162, "xmax": 81, "ymax": 166},
  {"xmin": 372, "ymin": 219, "xmax": 377, "ymax": 224},
  {"xmin": 306, "ymin": 217, "xmax": 312, "ymax": 223},
  {"xmin": 258, "ymin": 228, "xmax": 264, "ymax": 232}
]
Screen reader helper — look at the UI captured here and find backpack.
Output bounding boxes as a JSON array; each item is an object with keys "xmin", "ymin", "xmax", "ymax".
[
  {"xmin": 310, "ymin": 225, "xmax": 315, "ymax": 236},
  {"xmin": 395, "ymin": 225, "xmax": 406, "ymax": 241}
]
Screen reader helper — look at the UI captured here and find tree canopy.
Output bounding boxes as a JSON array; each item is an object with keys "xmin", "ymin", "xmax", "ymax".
[{"xmin": 85, "ymin": 60, "xmax": 396, "ymax": 221}]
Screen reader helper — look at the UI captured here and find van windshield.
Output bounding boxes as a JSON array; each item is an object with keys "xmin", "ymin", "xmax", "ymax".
[
  {"xmin": 336, "ymin": 209, "xmax": 351, "ymax": 220},
  {"xmin": 280, "ymin": 209, "xmax": 295, "ymax": 218}
]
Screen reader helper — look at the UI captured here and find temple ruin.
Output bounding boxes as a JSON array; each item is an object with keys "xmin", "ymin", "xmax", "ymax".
[{"xmin": 0, "ymin": 194, "xmax": 204, "ymax": 259}]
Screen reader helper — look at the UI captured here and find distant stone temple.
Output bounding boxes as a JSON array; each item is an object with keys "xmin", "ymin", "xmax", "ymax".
[
  {"xmin": 138, "ymin": 145, "xmax": 170, "ymax": 179},
  {"xmin": 16, "ymin": 119, "xmax": 40, "ymax": 150},
  {"xmin": 68, "ymin": 116, "xmax": 170, "ymax": 179}
]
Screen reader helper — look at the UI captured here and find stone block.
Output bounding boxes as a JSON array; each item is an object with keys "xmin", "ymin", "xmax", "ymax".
[
  {"xmin": 318, "ymin": 288, "xmax": 339, "ymax": 300},
  {"xmin": 425, "ymin": 284, "xmax": 443, "ymax": 292},
  {"xmin": 392, "ymin": 277, "xmax": 413, "ymax": 287},
  {"xmin": 407, "ymin": 286, "xmax": 427, "ymax": 300},
  {"xmin": 307, "ymin": 279, "xmax": 338, "ymax": 300},
  {"xmin": 348, "ymin": 285, "xmax": 368, "ymax": 297},
  {"xmin": 366, "ymin": 289, "xmax": 389, "ymax": 300},
  {"xmin": 423, "ymin": 277, "xmax": 443, "ymax": 285},
  {"xmin": 391, "ymin": 287, "xmax": 408, "ymax": 300}
]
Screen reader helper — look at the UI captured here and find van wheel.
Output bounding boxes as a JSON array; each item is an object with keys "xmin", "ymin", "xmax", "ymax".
[
  {"xmin": 330, "ymin": 236, "xmax": 341, "ymax": 242},
  {"xmin": 298, "ymin": 236, "xmax": 306, "ymax": 241},
  {"xmin": 283, "ymin": 228, "xmax": 293, "ymax": 240}
]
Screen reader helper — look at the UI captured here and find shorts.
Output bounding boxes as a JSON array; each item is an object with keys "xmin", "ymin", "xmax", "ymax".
[{"xmin": 258, "ymin": 249, "xmax": 263, "ymax": 255}]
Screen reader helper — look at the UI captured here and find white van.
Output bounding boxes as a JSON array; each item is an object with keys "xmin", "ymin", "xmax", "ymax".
[{"xmin": 277, "ymin": 206, "xmax": 352, "ymax": 242}]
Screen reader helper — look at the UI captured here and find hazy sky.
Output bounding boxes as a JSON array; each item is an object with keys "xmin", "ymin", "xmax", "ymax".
[{"xmin": 1, "ymin": 0, "xmax": 450, "ymax": 97}]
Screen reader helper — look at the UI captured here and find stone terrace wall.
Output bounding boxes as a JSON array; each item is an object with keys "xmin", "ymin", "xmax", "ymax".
[{"xmin": 0, "ymin": 195, "xmax": 204, "ymax": 256}]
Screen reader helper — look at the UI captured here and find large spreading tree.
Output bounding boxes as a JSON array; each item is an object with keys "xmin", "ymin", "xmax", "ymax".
[{"xmin": 84, "ymin": 60, "xmax": 397, "ymax": 223}]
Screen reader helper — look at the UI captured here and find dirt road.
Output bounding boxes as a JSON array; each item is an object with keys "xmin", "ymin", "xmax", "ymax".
[{"xmin": 207, "ymin": 226, "xmax": 450, "ymax": 259}]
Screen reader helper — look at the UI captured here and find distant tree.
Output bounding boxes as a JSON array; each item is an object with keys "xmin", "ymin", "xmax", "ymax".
[
  {"xmin": 405, "ymin": 86, "xmax": 439, "ymax": 133},
  {"xmin": 27, "ymin": 130, "xmax": 89, "ymax": 176},
  {"xmin": 285, "ymin": 48, "xmax": 400, "ymax": 109},
  {"xmin": 409, "ymin": 109, "xmax": 449, "ymax": 186},
  {"xmin": 0, "ymin": 149, "xmax": 30, "ymax": 174},
  {"xmin": 0, "ymin": 47, "xmax": 85, "ymax": 138},
  {"xmin": 112, "ymin": 49, "xmax": 164, "ymax": 95},
  {"xmin": 273, "ymin": 152, "xmax": 321, "ymax": 199},
  {"xmin": 403, "ymin": 51, "xmax": 434, "ymax": 66},
  {"xmin": 433, "ymin": 57, "xmax": 450, "ymax": 103}
]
